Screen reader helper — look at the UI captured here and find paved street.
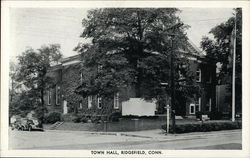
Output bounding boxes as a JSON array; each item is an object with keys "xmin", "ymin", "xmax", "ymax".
[{"xmin": 9, "ymin": 129, "xmax": 241, "ymax": 150}]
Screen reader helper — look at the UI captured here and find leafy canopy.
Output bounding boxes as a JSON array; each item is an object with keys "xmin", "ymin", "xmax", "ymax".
[
  {"xmin": 11, "ymin": 44, "xmax": 62, "ymax": 118},
  {"xmin": 76, "ymin": 8, "xmax": 197, "ymax": 101},
  {"xmin": 200, "ymin": 8, "xmax": 242, "ymax": 110},
  {"xmin": 200, "ymin": 8, "xmax": 242, "ymax": 84}
]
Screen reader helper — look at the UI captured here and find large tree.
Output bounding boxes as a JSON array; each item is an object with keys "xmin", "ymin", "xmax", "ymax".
[
  {"xmin": 9, "ymin": 61, "xmax": 23, "ymax": 116},
  {"xmin": 75, "ymin": 8, "xmax": 198, "ymax": 109},
  {"xmin": 13, "ymin": 44, "xmax": 62, "ymax": 118},
  {"xmin": 200, "ymin": 8, "xmax": 242, "ymax": 112},
  {"xmin": 9, "ymin": 61, "xmax": 19, "ymax": 103}
]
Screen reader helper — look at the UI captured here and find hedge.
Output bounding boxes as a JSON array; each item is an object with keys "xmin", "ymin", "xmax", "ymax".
[
  {"xmin": 162, "ymin": 121, "xmax": 241, "ymax": 133},
  {"xmin": 195, "ymin": 111, "xmax": 223, "ymax": 120},
  {"xmin": 72, "ymin": 114, "xmax": 104, "ymax": 123},
  {"xmin": 44, "ymin": 112, "xmax": 62, "ymax": 124}
]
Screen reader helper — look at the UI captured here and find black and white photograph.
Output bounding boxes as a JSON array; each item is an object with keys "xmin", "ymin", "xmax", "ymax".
[{"xmin": 1, "ymin": 1, "xmax": 250, "ymax": 157}]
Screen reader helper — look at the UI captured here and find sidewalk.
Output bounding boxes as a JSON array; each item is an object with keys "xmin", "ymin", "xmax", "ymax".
[
  {"xmin": 46, "ymin": 128, "xmax": 242, "ymax": 141},
  {"xmin": 121, "ymin": 129, "xmax": 242, "ymax": 140}
]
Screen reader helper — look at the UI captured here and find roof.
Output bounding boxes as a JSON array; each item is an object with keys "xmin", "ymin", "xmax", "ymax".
[
  {"xmin": 49, "ymin": 39, "xmax": 212, "ymax": 71},
  {"xmin": 48, "ymin": 54, "xmax": 82, "ymax": 71},
  {"xmin": 60, "ymin": 54, "xmax": 81, "ymax": 64},
  {"xmin": 187, "ymin": 39, "xmax": 205, "ymax": 56}
]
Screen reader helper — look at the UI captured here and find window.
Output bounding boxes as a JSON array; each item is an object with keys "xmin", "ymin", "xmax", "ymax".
[
  {"xmin": 79, "ymin": 102, "xmax": 83, "ymax": 109},
  {"xmin": 205, "ymin": 98, "xmax": 212, "ymax": 112},
  {"xmin": 97, "ymin": 96, "xmax": 102, "ymax": 109},
  {"xmin": 34, "ymin": 83, "xmax": 38, "ymax": 89},
  {"xmin": 178, "ymin": 70, "xmax": 185, "ymax": 80},
  {"xmin": 114, "ymin": 92, "xmax": 119, "ymax": 109},
  {"xmin": 196, "ymin": 69, "xmax": 201, "ymax": 82},
  {"xmin": 87, "ymin": 96, "xmax": 92, "ymax": 109},
  {"xmin": 97, "ymin": 65, "xmax": 103, "ymax": 73},
  {"xmin": 195, "ymin": 97, "xmax": 201, "ymax": 112},
  {"xmin": 35, "ymin": 98, "xmax": 41, "ymax": 103},
  {"xmin": 80, "ymin": 72, "xmax": 83, "ymax": 83},
  {"xmin": 56, "ymin": 85, "xmax": 60, "ymax": 105},
  {"xmin": 190, "ymin": 104, "xmax": 195, "ymax": 114},
  {"xmin": 48, "ymin": 89, "xmax": 52, "ymax": 105},
  {"xmin": 205, "ymin": 72, "xmax": 212, "ymax": 83},
  {"xmin": 208, "ymin": 75, "xmax": 212, "ymax": 83}
]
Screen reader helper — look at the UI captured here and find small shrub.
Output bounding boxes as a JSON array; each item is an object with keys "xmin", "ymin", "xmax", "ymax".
[
  {"xmin": 80, "ymin": 116, "xmax": 88, "ymax": 123},
  {"xmin": 72, "ymin": 115, "xmax": 89, "ymax": 123},
  {"xmin": 209, "ymin": 111, "xmax": 222, "ymax": 120},
  {"xmin": 109, "ymin": 112, "xmax": 122, "ymax": 122},
  {"xmin": 221, "ymin": 112, "xmax": 231, "ymax": 119},
  {"xmin": 162, "ymin": 121, "xmax": 241, "ymax": 133},
  {"xmin": 195, "ymin": 111, "xmax": 202, "ymax": 120},
  {"xmin": 44, "ymin": 112, "xmax": 61, "ymax": 124},
  {"xmin": 90, "ymin": 116, "xmax": 102, "ymax": 124},
  {"xmin": 72, "ymin": 116, "xmax": 81, "ymax": 123}
]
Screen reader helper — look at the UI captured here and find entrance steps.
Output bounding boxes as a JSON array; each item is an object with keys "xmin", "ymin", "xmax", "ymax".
[{"xmin": 49, "ymin": 121, "xmax": 64, "ymax": 130}]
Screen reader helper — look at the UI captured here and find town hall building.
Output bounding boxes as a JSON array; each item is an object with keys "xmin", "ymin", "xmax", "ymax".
[{"xmin": 44, "ymin": 40, "xmax": 217, "ymax": 120}]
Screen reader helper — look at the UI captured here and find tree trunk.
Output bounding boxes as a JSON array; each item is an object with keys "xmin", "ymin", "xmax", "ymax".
[
  {"xmin": 10, "ymin": 79, "xmax": 14, "ymax": 102},
  {"xmin": 41, "ymin": 89, "xmax": 44, "ymax": 106}
]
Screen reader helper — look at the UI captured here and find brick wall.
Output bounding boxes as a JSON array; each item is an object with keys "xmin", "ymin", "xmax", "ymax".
[{"xmin": 44, "ymin": 55, "xmax": 216, "ymax": 118}]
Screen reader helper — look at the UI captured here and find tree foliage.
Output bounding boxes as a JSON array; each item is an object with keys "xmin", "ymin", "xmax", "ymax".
[
  {"xmin": 75, "ymin": 8, "xmax": 197, "ymax": 102},
  {"xmin": 200, "ymin": 8, "xmax": 242, "ymax": 111},
  {"xmin": 200, "ymin": 8, "xmax": 242, "ymax": 83},
  {"xmin": 11, "ymin": 44, "xmax": 62, "ymax": 118},
  {"xmin": 9, "ymin": 61, "xmax": 21, "ymax": 102}
]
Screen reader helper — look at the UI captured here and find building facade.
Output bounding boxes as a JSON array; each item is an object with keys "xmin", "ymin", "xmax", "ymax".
[{"xmin": 44, "ymin": 41, "xmax": 216, "ymax": 119}]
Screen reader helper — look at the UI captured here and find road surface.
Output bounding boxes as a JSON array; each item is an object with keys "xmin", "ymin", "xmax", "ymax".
[{"xmin": 9, "ymin": 129, "xmax": 241, "ymax": 150}]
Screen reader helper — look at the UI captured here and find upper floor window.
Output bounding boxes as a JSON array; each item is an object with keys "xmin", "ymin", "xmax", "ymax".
[
  {"xmin": 204, "ymin": 68, "xmax": 212, "ymax": 83},
  {"xmin": 80, "ymin": 72, "xmax": 83, "ymax": 83},
  {"xmin": 178, "ymin": 70, "xmax": 185, "ymax": 82},
  {"xmin": 79, "ymin": 102, "xmax": 83, "ymax": 109},
  {"xmin": 97, "ymin": 96, "xmax": 102, "ymax": 109},
  {"xmin": 114, "ymin": 92, "xmax": 119, "ymax": 109},
  {"xmin": 196, "ymin": 69, "xmax": 201, "ymax": 82},
  {"xmin": 97, "ymin": 65, "xmax": 103, "ymax": 73},
  {"xmin": 48, "ymin": 89, "xmax": 52, "ymax": 105},
  {"xmin": 56, "ymin": 85, "xmax": 60, "ymax": 105},
  {"xmin": 87, "ymin": 96, "xmax": 93, "ymax": 109},
  {"xmin": 206, "ymin": 73, "xmax": 212, "ymax": 83}
]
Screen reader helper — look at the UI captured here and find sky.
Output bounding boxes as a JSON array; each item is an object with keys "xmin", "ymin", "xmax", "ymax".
[{"xmin": 10, "ymin": 8, "xmax": 234, "ymax": 61}]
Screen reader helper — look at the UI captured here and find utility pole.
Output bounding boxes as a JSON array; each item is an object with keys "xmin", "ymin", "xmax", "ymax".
[
  {"xmin": 232, "ymin": 11, "xmax": 237, "ymax": 122},
  {"xmin": 170, "ymin": 38, "xmax": 176, "ymax": 133},
  {"xmin": 163, "ymin": 22, "xmax": 183, "ymax": 133}
]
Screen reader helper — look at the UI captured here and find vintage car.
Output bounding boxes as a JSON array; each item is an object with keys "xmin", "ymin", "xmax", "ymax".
[
  {"xmin": 27, "ymin": 118, "xmax": 43, "ymax": 131},
  {"xmin": 11, "ymin": 117, "xmax": 43, "ymax": 131},
  {"xmin": 10, "ymin": 115, "xmax": 21, "ymax": 130}
]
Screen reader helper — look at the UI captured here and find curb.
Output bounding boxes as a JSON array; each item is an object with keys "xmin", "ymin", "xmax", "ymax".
[
  {"xmin": 89, "ymin": 132, "xmax": 152, "ymax": 138},
  {"xmin": 90, "ymin": 132, "xmax": 117, "ymax": 136},
  {"xmin": 120, "ymin": 133, "xmax": 152, "ymax": 138},
  {"xmin": 43, "ymin": 129, "xmax": 241, "ymax": 140}
]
